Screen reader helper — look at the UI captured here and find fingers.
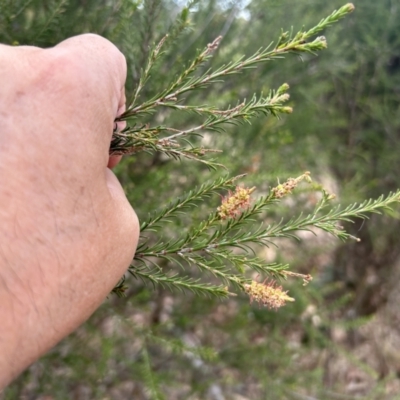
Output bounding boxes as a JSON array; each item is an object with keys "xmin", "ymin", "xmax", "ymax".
[
  {"xmin": 54, "ymin": 33, "xmax": 127, "ymax": 110},
  {"xmin": 108, "ymin": 155, "xmax": 123, "ymax": 169},
  {"xmin": 50, "ymin": 34, "xmax": 128, "ymax": 163}
]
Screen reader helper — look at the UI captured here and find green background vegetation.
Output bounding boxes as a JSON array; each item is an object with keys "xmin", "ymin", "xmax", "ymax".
[{"xmin": 1, "ymin": 0, "xmax": 400, "ymax": 398}]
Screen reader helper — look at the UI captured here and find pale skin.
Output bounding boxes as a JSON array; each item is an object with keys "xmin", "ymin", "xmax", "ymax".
[{"xmin": 0, "ymin": 34, "xmax": 140, "ymax": 388}]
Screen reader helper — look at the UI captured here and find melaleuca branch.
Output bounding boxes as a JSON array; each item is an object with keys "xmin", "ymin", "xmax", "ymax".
[
  {"xmin": 128, "ymin": 263, "xmax": 231, "ymax": 299},
  {"xmin": 115, "ymin": 171, "xmax": 400, "ymax": 308},
  {"xmin": 120, "ymin": 3, "xmax": 353, "ymax": 119},
  {"xmin": 110, "ymin": 4, "xmax": 355, "ymax": 166},
  {"xmin": 110, "ymin": 88, "xmax": 292, "ymax": 166}
]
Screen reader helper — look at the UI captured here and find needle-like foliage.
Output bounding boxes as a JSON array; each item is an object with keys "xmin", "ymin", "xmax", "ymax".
[
  {"xmin": 111, "ymin": 3, "xmax": 399, "ymax": 311},
  {"xmin": 110, "ymin": 4, "xmax": 354, "ymax": 171}
]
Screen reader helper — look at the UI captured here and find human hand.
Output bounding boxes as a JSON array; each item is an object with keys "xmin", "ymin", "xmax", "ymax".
[{"xmin": 0, "ymin": 34, "xmax": 139, "ymax": 388}]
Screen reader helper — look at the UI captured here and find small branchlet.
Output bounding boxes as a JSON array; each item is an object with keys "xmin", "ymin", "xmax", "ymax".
[
  {"xmin": 282, "ymin": 270, "xmax": 313, "ymax": 286},
  {"xmin": 130, "ymin": 33, "xmax": 170, "ymax": 107},
  {"xmin": 271, "ymin": 171, "xmax": 312, "ymax": 199},
  {"xmin": 111, "ymin": 276, "xmax": 129, "ymax": 298}
]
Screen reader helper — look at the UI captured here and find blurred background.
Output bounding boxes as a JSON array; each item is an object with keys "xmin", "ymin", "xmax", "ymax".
[{"xmin": 2, "ymin": 0, "xmax": 400, "ymax": 398}]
